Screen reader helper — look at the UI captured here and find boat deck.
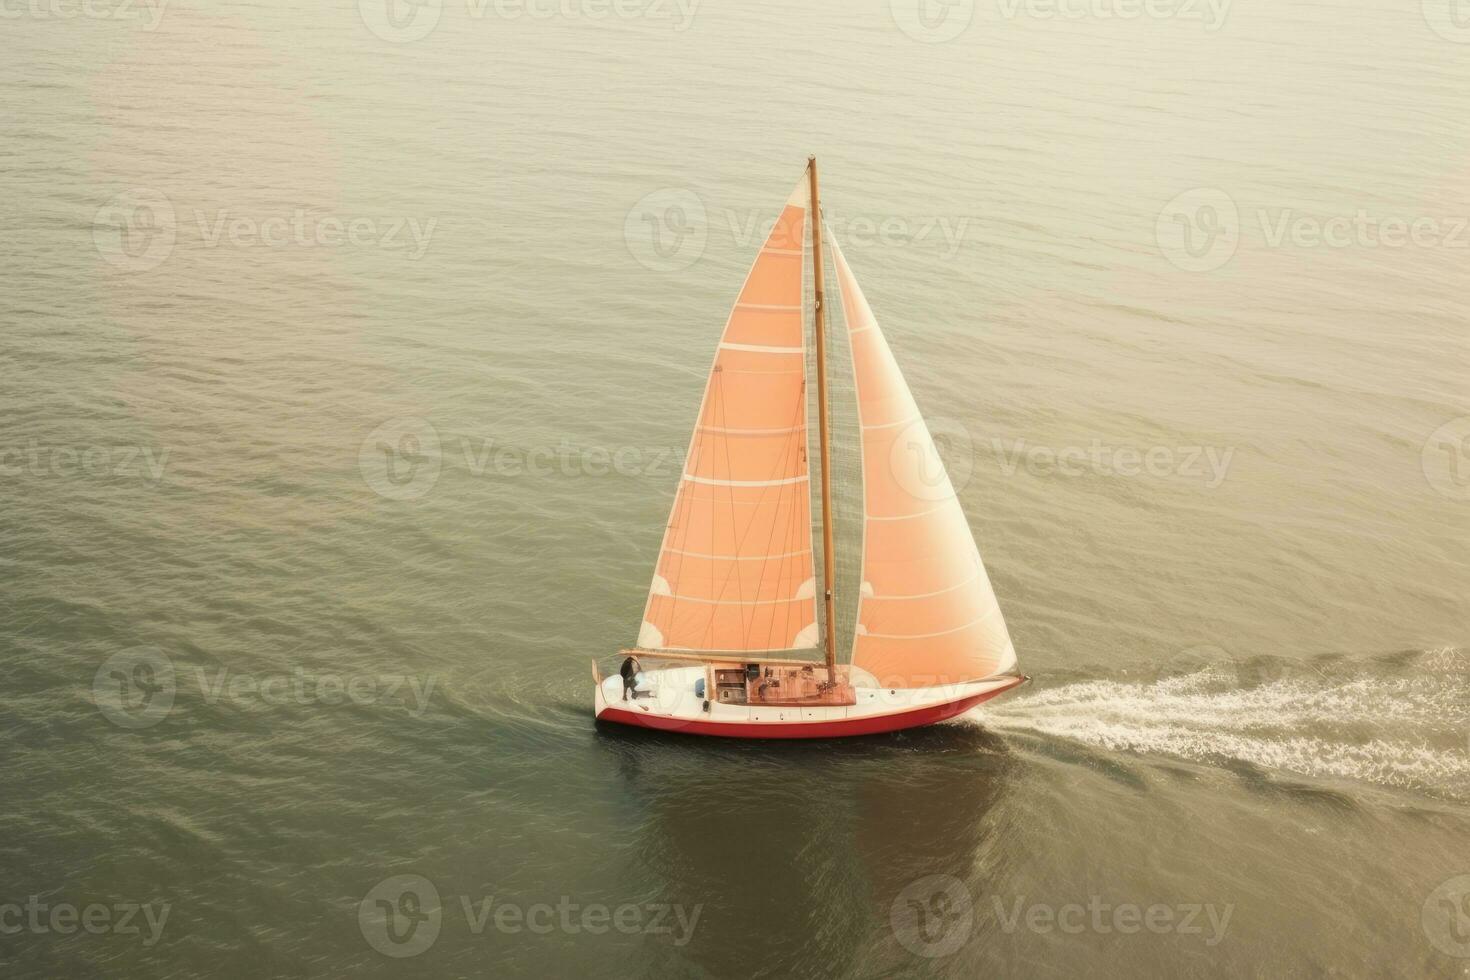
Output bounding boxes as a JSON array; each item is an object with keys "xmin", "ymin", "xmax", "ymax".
[
  {"xmin": 733, "ymin": 664, "xmax": 855, "ymax": 706},
  {"xmin": 594, "ymin": 664, "xmax": 1028, "ymax": 739}
]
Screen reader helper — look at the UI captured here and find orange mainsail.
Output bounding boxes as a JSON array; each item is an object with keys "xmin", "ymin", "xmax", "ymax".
[
  {"xmin": 638, "ymin": 183, "xmax": 820, "ymax": 653},
  {"xmin": 832, "ymin": 234, "xmax": 1017, "ymax": 687}
]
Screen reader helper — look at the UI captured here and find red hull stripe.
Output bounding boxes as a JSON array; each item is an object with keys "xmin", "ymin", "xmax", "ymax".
[{"xmin": 596, "ymin": 681, "xmax": 1020, "ymax": 739}]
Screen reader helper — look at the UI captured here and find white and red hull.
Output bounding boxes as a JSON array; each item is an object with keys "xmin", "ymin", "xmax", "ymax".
[{"xmin": 594, "ymin": 666, "xmax": 1025, "ymax": 739}]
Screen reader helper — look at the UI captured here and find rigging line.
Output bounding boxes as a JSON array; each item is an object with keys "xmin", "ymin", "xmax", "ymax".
[
  {"xmin": 654, "ymin": 211, "xmax": 806, "ymax": 652},
  {"xmin": 788, "ymin": 210, "xmax": 813, "ymax": 655},
  {"xmin": 717, "ymin": 369, "xmax": 783, "ymax": 648},
  {"xmin": 662, "ymin": 331, "xmax": 737, "ymax": 624},
  {"xmin": 704, "ymin": 362, "xmax": 786, "ymax": 648},
  {"xmin": 782, "ymin": 384, "xmax": 808, "ymax": 649},
  {"xmin": 672, "ymin": 215, "xmax": 813, "ymax": 652},
  {"xmin": 748, "ymin": 376, "xmax": 803, "ymax": 651},
  {"xmin": 668, "ymin": 366, "xmax": 719, "ymax": 651},
  {"xmin": 771, "ymin": 423, "xmax": 796, "ymax": 653},
  {"xmin": 659, "ymin": 418, "xmax": 693, "ymax": 638},
  {"xmin": 781, "ymin": 380, "xmax": 808, "ymax": 649},
  {"xmin": 664, "ymin": 383, "xmax": 711, "ymax": 646},
  {"xmin": 697, "ymin": 378, "xmax": 806, "ymax": 648},
  {"xmin": 695, "ymin": 346, "xmax": 809, "ymax": 645},
  {"xmin": 773, "ymin": 198, "xmax": 813, "ymax": 652},
  {"xmin": 720, "ymin": 384, "xmax": 805, "ymax": 637},
  {"xmin": 706, "ymin": 366, "xmax": 725, "ymax": 651},
  {"xmin": 713, "ymin": 361, "xmax": 750, "ymax": 642},
  {"xmin": 756, "ymin": 378, "xmax": 806, "ymax": 652}
]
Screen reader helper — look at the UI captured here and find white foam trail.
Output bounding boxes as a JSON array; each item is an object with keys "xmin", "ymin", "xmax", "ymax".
[{"xmin": 981, "ymin": 664, "xmax": 1470, "ymax": 798}]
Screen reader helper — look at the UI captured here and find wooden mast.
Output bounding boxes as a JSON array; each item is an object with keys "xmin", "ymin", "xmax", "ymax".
[{"xmin": 808, "ymin": 156, "xmax": 839, "ymax": 682}]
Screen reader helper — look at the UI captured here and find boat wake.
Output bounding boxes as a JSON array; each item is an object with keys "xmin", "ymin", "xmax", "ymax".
[{"xmin": 980, "ymin": 649, "xmax": 1470, "ymax": 801}]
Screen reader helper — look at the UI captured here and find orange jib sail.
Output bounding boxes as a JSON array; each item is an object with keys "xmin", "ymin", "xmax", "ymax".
[
  {"xmin": 638, "ymin": 183, "xmax": 820, "ymax": 653},
  {"xmin": 832, "ymin": 234, "xmax": 1017, "ymax": 687}
]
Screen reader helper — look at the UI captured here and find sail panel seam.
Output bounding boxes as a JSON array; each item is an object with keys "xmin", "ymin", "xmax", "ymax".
[
  {"xmin": 864, "ymin": 495, "xmax": 959, "ymax": 521},
  {"xmin": 859, "ymin": 413, "xmax": 922, "ymax": 432},
  {"xmin": 860, "ymin": 605, "xmax": 1000, "ymax": 640},
  {"xmin": 719, "ymin": 342, "xmax": 804, "ymax": 354},
  {"xmin": 683, "ymin": 473, "xmax": 809, "ymax": 487},
  {"xmin": 866, "ymin": 570, "xmax": 982, "ymax": 601}
]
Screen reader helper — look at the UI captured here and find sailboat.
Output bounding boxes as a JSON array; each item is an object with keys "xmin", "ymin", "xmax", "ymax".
[{"xmin": 593, "ymin": 158, "xmax": 1026, "ymax": 738}]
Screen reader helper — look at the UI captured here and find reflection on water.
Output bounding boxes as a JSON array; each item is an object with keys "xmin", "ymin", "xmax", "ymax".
[{"xmin": 599, "ymin": 726, "xmax": 1015, "ymax": 977}]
